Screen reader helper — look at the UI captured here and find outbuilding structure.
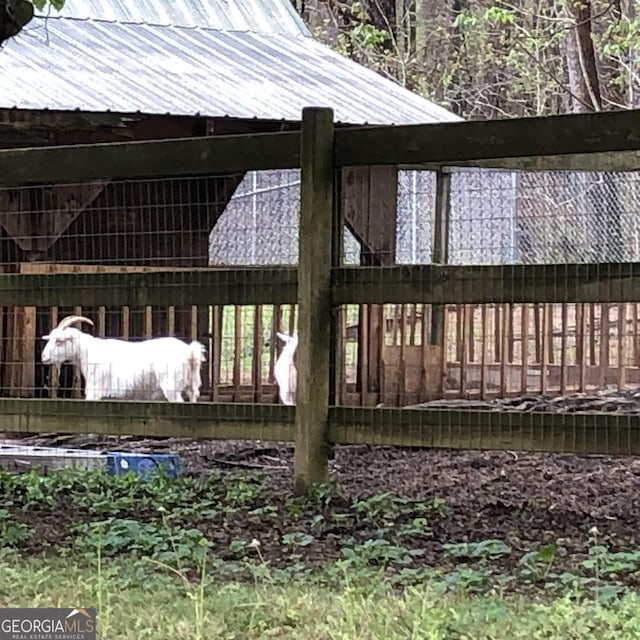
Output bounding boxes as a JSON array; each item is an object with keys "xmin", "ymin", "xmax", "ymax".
[{"xmin": 0, "ymin": 0, "xmax": 461, "ymax": 402}]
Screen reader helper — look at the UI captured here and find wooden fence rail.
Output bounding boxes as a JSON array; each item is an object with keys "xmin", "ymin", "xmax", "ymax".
[
  {"xmin": 332, "ymin": 264, "xmax": 640, "ymax": 305},
  {"xmin": 0, "ymin": 131, "xmax": 301, "ymax": 185},
  {"xmin": 0, "ymin": 268, "xmax": 298, "ymax": 306},
  {"xmin": 1, "ymin": 263, "xmax": 640, "ymax": 308},
  {"xmin": 3, "ymin": 398, "xmax": 640, "ymax": 456},
  {"xmin": 334, "ymin": 108, "xmax": 640, "ymax": 168},
  {"xmin": 2, "ymin": 108, "xmax": 639, "ymax": 185}
]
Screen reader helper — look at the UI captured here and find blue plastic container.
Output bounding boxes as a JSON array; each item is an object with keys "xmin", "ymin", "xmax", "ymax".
[{"xmin": 105, "ymin": 452, "xmax": 181, "ymax": 479}]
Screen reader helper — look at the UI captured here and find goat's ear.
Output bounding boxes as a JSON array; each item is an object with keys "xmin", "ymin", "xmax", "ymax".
[
  {"xmin": 276, "ymin": 332, "xmax": 289, "ymax": 343},
  {"xmin": 42, "ymin": 334, "xmax": 50, "ymax": 340}
]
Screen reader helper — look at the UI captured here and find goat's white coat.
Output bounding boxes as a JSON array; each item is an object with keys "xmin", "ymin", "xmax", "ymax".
[
  {"xmin": 41, "ymin": 327, "xmax": 206, "ymax": 402},
  {"xmin": 274, "ymin": 332, "xmax": 297, "ymax": 406}
]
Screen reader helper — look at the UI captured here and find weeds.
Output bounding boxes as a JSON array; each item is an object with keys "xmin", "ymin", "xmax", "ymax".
[
  {"xmin": 0, "ymin": 508, "xmax": 32, "ymax": 547},
  {"xmin": 518, "ymin": 543, "xmax": 558, "ymax": 583},
  {"xmin": 3, "ymin": 467, "xmax": 640, "ymax": 604}
]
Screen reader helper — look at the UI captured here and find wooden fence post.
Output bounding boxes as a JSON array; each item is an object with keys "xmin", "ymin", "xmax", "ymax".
[
  {"xmin": 428, "ymin": 169, "xmax": 451, "ymax": 398},
  {"xmin": 294, "ymin": 107, "xmax": 335, "ymax": 494}
]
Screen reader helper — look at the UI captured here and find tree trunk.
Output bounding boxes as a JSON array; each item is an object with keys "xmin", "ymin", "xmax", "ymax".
[
  {"xmin": 414, "ymin": 0, "xmax": 427, "ymax": 63},
  {"xmin": 414, "ymin": 0, "xmax": 453, "ymax": 103},
  {"xmin": 564, "ymin": 0, "xmax": 621, "ymax": 262},
  {"xmin": 395, "ymin": 0, "xmax": 406, "ymax": 60},
  {"xmin": 564, "ymin": 0, "xmax": 602, "ymax": 112}
]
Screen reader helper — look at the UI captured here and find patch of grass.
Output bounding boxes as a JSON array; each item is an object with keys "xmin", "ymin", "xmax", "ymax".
[
  {"xmin": 2, "ymin": 555, "xmax": 640, "ymax": 640},
  {"xmin": 5, "ymin": 468, "xmax": 640, "ymax": 637}
]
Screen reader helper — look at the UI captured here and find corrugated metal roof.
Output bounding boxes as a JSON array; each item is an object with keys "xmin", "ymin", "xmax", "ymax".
[
  {"xmin": 38, "ymin": 0, "xmax": 309, "ymax": 35},
  {"xmin": 1, "ymin": 15, "xmax": 461, "ymax": 125}
]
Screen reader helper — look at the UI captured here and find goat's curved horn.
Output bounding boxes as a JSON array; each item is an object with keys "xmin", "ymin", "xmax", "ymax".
[{"xmin": 56, "ymin": 315, "xmax": 95, "ymax": 330}]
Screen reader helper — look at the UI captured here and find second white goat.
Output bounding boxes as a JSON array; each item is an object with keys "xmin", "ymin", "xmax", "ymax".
[
  {"xmin": 274, "ymin": 331, "xmax": 298, "ymax": 406},
  {"xmin": 41, "ymin": 315, "xmax": 206, "ymax": 402}
]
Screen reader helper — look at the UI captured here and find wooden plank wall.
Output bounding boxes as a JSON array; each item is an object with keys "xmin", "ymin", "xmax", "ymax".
[
  {"xmin": 442, "ymin": 302, "xmax": 640, "ymax": 397},
  {"xmin": 340, "ymin": 302, "xmax": 640, "ymax": 405}
]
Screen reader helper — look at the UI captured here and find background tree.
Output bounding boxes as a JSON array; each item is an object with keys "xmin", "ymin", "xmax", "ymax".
[{"xmin": 294, "ymin": 0, "xmax": 640, "ymax": 119}]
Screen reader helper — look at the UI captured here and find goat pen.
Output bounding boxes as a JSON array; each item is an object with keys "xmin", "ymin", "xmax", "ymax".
[{"xmin": 0, "ymin": 107, "xmax": 640, "ymax": 491}]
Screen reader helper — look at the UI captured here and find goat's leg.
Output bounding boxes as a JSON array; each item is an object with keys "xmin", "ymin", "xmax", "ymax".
[
  {"xmin": 159, "ymin": 383, "xmax": 184, "ymax": 402},
  {"xmin": 182, "ymin": 362, "xmax": 200, "ymax": 403},
  {"xmin": 84, "ymin": 376, "xmax": 102, "ymax": 401},
  {"xmin": 158, "ymin": 372, "xmax": 184, "ymax": 403}
]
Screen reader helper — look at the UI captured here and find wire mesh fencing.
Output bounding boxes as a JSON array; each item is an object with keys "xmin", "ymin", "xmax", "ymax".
[
  {"xmin": 2, "ymin": 164, "xmax": 640, "ymax": 407},
  {"xmin": 2, "ymin": 110, "xmax": 640, "ymax": 484},
  {"xmin": 397, "ymin": 167, "xmax": 640, "ymax": 266},
  {"xmin": 338, "ymin": 166, "xmax": 640, "ymax": 410},
  {"xmin": 2, "ymin": 301, "xmax": 306, "ymax": 402},
  {"xmin": 0, "ymin": 171, "xmax": 300, "ymax": 401},
  {"xmin": 0, "ymin": 175, "xmax": 243, "ymax": 266}
]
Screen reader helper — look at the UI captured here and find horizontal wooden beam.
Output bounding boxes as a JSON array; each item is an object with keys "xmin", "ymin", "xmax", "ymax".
[
  {"xmin": 1, "ymin": 400, "xmax": 637, "ymax": 458},
  {"xmin": 335, "ymin": 108, "xmax": 640, "ymax": 167},
  {"xmin": 0, "ymin": 107, "xmax": 134, "ymax": 130},
  {"xmin": 0, "ymin": 399, "xmax": 295, "ymax": 440},
  {"xmin": 4, "ymin": 263, "xmax": 640, "ymax": 307},
  {"xmin": 0, "ymin": 268, "xmax": 298, "ymax": 306},
  {"xmin": 332, "ymin": 263, "xmax": 640, "ymax": 305},
  {"xmin": 329, "ymin": 407, "xmax": 640, "ymax": 455},
  {"xmin": 415, "ymin": 150, "xmax": 640, "ymax": 172},
  {"xmin": 0, "ymin": 131, "xmax": 301, "ymax": 185},
  {"xmin": 2, "ymin": 109, "xmax": 638, "ymax": 185}
]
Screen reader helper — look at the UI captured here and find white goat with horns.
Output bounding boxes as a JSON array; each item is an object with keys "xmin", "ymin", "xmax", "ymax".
[
  {"xmin": 274, "ymin": 331, "xmax": 298, "ymax": 406},
  {"xmin": 41, "ymin": 315, "xmax": 206, "ymax": 402}
]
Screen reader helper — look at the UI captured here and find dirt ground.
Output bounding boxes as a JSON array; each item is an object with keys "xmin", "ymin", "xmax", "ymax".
[
  {"xmin": 4, "ymin": 390, "xmax": 640, "ymax": 589},
  {"xmin": 8, "ymin": 429, "xmax": 640, "ymax": 560}
]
